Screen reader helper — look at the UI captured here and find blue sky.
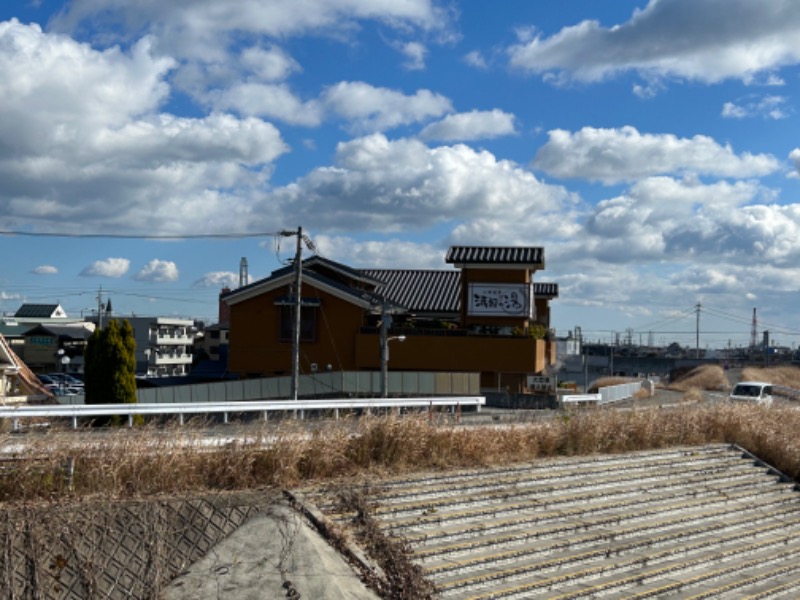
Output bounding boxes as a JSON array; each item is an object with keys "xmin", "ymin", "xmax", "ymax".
[{"xmin": 2, "ymin": 0, "xmax": 800, "ymax": 349}]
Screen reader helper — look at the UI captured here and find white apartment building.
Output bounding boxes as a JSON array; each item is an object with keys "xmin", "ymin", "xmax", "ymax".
[{"xmin": 127, "ymin": 317, "xmax": 196, "ymax": 377}]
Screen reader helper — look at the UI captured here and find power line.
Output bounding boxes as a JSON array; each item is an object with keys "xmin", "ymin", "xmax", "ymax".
[{"xmin": 0, "ymin": 230, "xmax": 281, "ymax": 239}]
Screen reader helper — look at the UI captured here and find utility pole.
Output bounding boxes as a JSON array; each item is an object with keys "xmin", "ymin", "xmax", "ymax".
[
  {"xmin": 97, "ymin": 286, "xmax": 104, "ymax": 329},
  {"xmin": 695, "ymin": 303, "xmax": 701, "ymax": 359},
  {"xmin": 280, "ymin": 227, "xmax": 316, "ymax": 403}
]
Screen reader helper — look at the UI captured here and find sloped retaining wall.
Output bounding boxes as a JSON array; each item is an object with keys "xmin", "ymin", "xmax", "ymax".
[{"xmin": 0, "ymin": 491, "xmax": 276, "ymax": 599}]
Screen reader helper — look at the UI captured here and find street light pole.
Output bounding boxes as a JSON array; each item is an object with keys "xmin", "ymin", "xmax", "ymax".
[{"xmin": 381, "ymin": 332, "xmax": 406, "ymax": 398}]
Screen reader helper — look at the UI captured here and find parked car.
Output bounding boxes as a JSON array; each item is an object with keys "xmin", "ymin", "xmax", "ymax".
[
  {"xmin": 38, "ymin": 374, "xmax": 58, "ymax": 386},
  {"xmin": 729, "ymin": 381, "xmax": 773, "ymax": 406},
  {"xmin": 47, "ymin": 373, "xmax": 84, "ymax": 388}
]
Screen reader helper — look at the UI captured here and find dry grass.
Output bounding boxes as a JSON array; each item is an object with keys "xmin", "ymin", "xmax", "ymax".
[
  {"xmin": 667, "ymin": 364, "xmax": 729, "ymax": 392},
  {"xmin": 3, "ymin": 403, "xmax": 800, "ymax": 504},
  {"xmin": 741, "ymin": 365, "xmax": 800, "ymax": 388}
]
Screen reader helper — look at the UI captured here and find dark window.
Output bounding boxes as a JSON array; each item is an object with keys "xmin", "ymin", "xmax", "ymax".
[
  {"xmin": 279, "ymin": 305, "xmax": 317, "ymax": 342},
  {"xmin": 210, "ymin": 330, "xmax": 220, "ymax": 340}
]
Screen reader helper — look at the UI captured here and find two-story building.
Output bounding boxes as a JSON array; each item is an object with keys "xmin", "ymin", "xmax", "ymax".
[{"xmin": 222, "ymin": 246, "xmax": 558, "ymax": 394}]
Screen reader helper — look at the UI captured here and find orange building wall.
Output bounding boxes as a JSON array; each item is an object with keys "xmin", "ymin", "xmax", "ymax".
[{"xmin": 228, "ymin": 284, "xmax": 367, "ymax": 377}]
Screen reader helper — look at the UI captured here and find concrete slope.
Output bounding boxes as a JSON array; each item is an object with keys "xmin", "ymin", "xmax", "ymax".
[
  {"xmin": 306, "ymin": 444, "xmax": 800, "ymax": 599},
  {"xmin": 163, "ymin": 503, "xmax": 378, "ymax": 600}
]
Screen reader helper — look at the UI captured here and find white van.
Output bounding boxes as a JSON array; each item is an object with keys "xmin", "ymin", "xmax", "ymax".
[{"xmin": 728, "ymin": 381, "xmax": 773, "ymax": 406}]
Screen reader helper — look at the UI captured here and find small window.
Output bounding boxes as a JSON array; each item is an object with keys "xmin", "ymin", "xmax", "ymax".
[{"xmin": 279, "ymin": 305, "xmax": 317, "ymax": 342}]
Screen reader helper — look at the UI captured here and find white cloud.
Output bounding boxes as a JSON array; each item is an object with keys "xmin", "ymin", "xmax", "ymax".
[
  {"xmin": 135, "ymin": 259, "xmax": 179, "ymax": 282},
  {"xmin": 419, "ymin": 109, "xmax": 517, "ymax": 141},
  {"xmin": 398, "ymin": 41, "xmax": 427, "ymax": 70},
  {"xmin": 721, "ymin": 95, "xmax": 789, "ymax": 120},
  {"xmin": 532, "ymin": 126, "xmax": 780, "ymax": 183},
  {"xmin": 0, "ymin": 20, "xmax": 173, "ymax": 133},
  {"xmin": 205, "ymin": 79, "xmax": 452, "ymax": 132},
  {"xmin": 80, "ymin": 258, "xmax": 131, "ymax": 278},
  {"xmin": 205, "ymin": 83, "xmax": 323, "ymax": 126},
  {"xmin": 0, "ymin": 20, "xmax": 288, "ymax": 235},
  {"xmin": 193, "ymin": 271, "xmax": 246, "ymax": 288},
  {"xmin": 722, "ymin": 102, "xmax": 748, "ymax": 119},
  {"xmin": 508, "ymin": 0, "xmax": 800, "ymax": 85},
  {"xmin": 790, "ymin": 148, "xmax": 800, "ymax": 177},
  {"xmin": 314, "ymin": 236, "xmax": 444, "ymax": 269},
  {"xmin": 53, "ymin": 0, "xmax": 444, "ymax": 58},
  {"xmin": 32, "ymin": 265, "xmax": 58, "ymax": 275},
  {"xmin": 464, "ymin": 50, "xmax": 487, "ymax": 69},
  {"xmin": 270, "ymin": 133, "xmax": 580, "ymax": 238},
  {"xmin": 240, "ymin": 44, "xmax": 300, "ymax": 81},
  {"xmin": 51, "ymin": 0, "xmax": 451, "ymax": 97},
  {"xmin": 322, "ymin": 82, "xmax": 452, "ymax": 133}
]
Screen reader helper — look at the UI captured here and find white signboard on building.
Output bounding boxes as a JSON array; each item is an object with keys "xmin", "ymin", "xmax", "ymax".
[
  {"xmin": 528, "ymin": 375, "xmax": 556, "ymax": 391},
  {"xmin": 468, "ymin": 283, "xmax": 533, "ymax": 318}
]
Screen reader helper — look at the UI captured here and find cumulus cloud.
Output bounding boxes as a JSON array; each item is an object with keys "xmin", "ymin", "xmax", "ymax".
[
  {"xmin": 81, "ymin": 258, "xmax": 131, "ymax": 278},
  {"xmin": 314, "ymin": 235, "xmax": 445, "ymax": 269},
  {"xmin": 532, "ymin": 126, "xmax": 780, "ymax": 183},
  {"xmin": 419, "ymin": 109, "xmax": 517, "ymax": 141},
  {"xmin": 790, "ymin": 148, "xmax": 800, "ymax": 177},
  {"xmin": 51, "ymin": 0, "xmax": 451, "ymax": 98},
  {"xmin": 322, "ymin": 82, "xmax": 452, "ymax": 133},
  {"xmin": 193, "ymin": 271, "xmax": 246, "ymax": 288},
  {"xmin": 271, "ymin": 133, "xmax": 579, "ymax": 236},
  {"xmin": 204, "ymin": 79, "xmax": 452, "ymax": 132},
  {"xmin": 135, "ymin": 259, "xmax": 179, "ymax": 282},
  {"xmin": 552, "ymin": 175, "xmax": 800, "ymax": 273},
  {"xmin": 508, "ymin": 0, "xmax": 800, "ymax": 85},
  {"xmin": 464, "ymin": 50, "xmax": 488, "ymax": 69},
  {"xmin": 397, "ymin": 41, "xmax": 427, "ymax": 70},
  {"xmin": 721, "ymin": 95, "xmax": 789, "ymax": 120},
  {"xmin": 53, "ymin": 0, "xmax": 443, "ymax": 59},
  {"xmin": 0, "ymin": 20, "xmax": 288, "ymax": 235},
  {"xmin": 32, "ymin": 265, "xmax": 58, "ymax": 275},
  {"xmin": 240, "ymin": 44, "xmax": 300, "ymax": 81},
  {"xmin": 204, "ymin": 83, "xmax": 323, "ymax": 126}
]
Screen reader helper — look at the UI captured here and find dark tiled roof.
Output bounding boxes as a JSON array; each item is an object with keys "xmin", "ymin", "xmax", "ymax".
[
  {"xmin": 14, "ymin": 304, "xmax": 62, "ymax": 318},
  {"xmin": 23, "ymin": 324, "xmax": 93, "ymax": 340},
  {"xmin": 534, "ymin": 282, "xmax": 559, "ymax": 298},
  {"xmin": 270, "ymin": 255, "xmax": 383, "ymax": 287},
  {"xmin": 445, "ymin": 246, "xmax": 544, "ymax": 266},
  {"xmin": 361, "ymin": 270, "xmax": 461, "ymax": 314},
  {"xmin": 364, "ymin": 270, "xmax": 558, "ymax": 313}
]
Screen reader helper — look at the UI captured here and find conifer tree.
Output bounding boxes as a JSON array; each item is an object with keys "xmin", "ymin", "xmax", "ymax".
[{"xmin": 84, "ymin": 319, "xmax": 137, "ymax": 405}]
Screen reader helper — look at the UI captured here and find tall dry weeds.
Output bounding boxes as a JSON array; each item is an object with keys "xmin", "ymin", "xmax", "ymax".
[
  {"xmin": 3, "ymin": 404, "xmax": 800, "ymax": 504},
  {"xmin": 667, "ymin": 364, "xmax": 729, "ymax": 392},
  {"xmin": 741, "ymin": 365, "xmax": 800, "ymax": 388}
]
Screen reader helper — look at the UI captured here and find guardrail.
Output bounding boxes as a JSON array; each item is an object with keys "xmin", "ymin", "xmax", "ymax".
[
  {"xmin": 561, "ymin": 381, "xmax": 645, "ymax": 408},
  {"xmin": 560, "ymin": 393, "xmax": 601, "ymax": 407},
  {"xmin": 0, "ymin": 396, "xmax": 485, "ymax": 430}
]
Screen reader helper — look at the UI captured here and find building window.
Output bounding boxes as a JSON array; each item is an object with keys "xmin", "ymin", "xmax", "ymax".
[{"xmin": 279, "ymin": 305, "xmax": 317, "ymax": 342}]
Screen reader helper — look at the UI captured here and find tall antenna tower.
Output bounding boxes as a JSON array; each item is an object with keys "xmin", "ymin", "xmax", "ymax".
[
  {"xmin": 239, "ymin": 257, "xmax": 248, "ymax": 288},
  {"xmin": 750, "ymin": 308, "xmax": 757, "ymax": 349}
]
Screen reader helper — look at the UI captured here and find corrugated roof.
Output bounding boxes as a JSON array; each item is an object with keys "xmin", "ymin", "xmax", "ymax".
[
  {"xmin": 445, "ymin": 246, "xmax": 544, "ymax": 266},
  {"xmin": 361, "ymin": 270, "xmax": 461, "ymax": 314}
]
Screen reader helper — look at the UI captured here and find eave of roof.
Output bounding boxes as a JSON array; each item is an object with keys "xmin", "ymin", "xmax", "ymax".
[
  {"xmin": 445, "ymin": 246, "xmax": 544, "ymax": 269},
  {"xmin": 224, "ymin": 269, "xmax": 384, "ymax": 309}
]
